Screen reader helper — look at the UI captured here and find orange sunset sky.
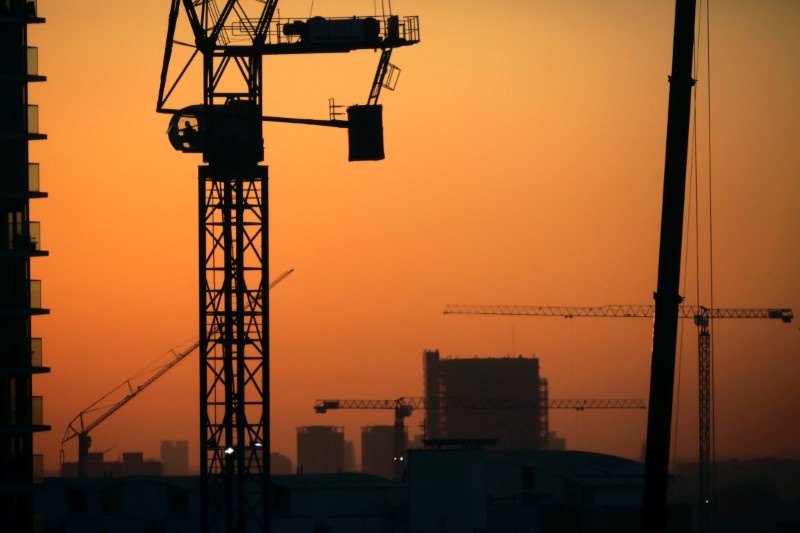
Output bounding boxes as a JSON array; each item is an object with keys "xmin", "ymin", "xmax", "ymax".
[{"xmin": 25, "ymin": 0, "xmax": 799, "ymax": 473}]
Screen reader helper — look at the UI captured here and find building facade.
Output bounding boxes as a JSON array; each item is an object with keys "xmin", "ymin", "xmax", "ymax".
[
  {"xmin": 0, "ymin": 1, "xmax": 49, "ymax": 531},
  {"xmin": 61, "ymin": 451, "xmax": 164, "ymax": 478},
  {"xmin": 160, "ymin": 440, "xmax": 189, "ymax": 476},
  {"xmin": 361, "ymin": 425, "xmax": 395, "ymax": 479},
  {"xmin": 296, "ymin": 426, "xmax": 345, "ymax": 474},
  {"xmin": 423, "ymin": 350, "xmax": 545, "ymax": 451}
]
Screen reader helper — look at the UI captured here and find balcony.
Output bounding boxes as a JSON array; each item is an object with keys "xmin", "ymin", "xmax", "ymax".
[
  {"xmin": 27, "ymin": 47, "xmax": 37, "ymax": 75},
  {"xmin": 1, "ymin": 222, "xmax": 47, "ymax": 257},
  {"xmin": 30, "ymin": 279, "xmax": 48, "ymax": 313},
  {"xmin": 33, "ymin": 454, "xmax": 44, "ymax": 484},
  {"xmin": 24, "ymin": 222, "xmax": 41, "ymax": 251},
  {"xmin": 27, "ymin": 163, "xmax": 40, "ymax": 191},
  {"xmin": 27, "ymin": 105, "xmax": 39, "ymax": 134},
  {"xmin": 32, "ymin": 396, "xmax": 44, "ymax": 426},
  {"xmin": 0, "ymin": 0, "xmax": 42, "ymax": 21},
  {"xmin": 31, "ymin": 338, "xmax": 43, "ymax": 367}
]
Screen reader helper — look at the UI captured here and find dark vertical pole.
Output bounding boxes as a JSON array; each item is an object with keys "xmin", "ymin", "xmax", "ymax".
[
  {"xmin": 264, "ymin": 171, "xmax": 271, "ymax": 533},
  {"xmin": 199, "ymin": 172, "xmax": 208, "ymax": 533},
  {"xmin": 236, "ymin": 177, "xmax": 246, "ymax": 532},
  {"xmin": 642, "ymin": 1, "xmax": 697, "ymax": 532},
  {"xmin": 222, "ymin": 178, "xmax": 236, "ymax": 532},
  {"xmin": 392, "ymin": 404, "xmax": 406, "ymax": 481}
]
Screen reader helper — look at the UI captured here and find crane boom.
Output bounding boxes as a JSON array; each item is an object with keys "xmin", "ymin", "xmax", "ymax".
[
  {"xmin": 443, "ymin": 303, "xmax": 793, "ymax": 322},
  {"xmin": 61, "ymin": 339, "xmax": 200, "ymax": 447},
  {"xmin": 314, "ymin": 397, "xmax": 644, "ymax": 412},
  {"xmin": 315, "ymin": 396, "xmax": 645, "ymax": 480},
  {"xmin": 61, "ymin": 268, "xmax": 294, "ymax": 476},
  {"xmin": 268, "ymin": 268, "xmax": 294, "ymax": 290}
]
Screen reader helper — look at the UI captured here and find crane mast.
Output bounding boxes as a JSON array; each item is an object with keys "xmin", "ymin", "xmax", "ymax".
[
  {"xmin": 444, "ymin": 303, "xmax": 792, "ymax": 532},
  {"xmin": 156, "ymin": 2, "xmax": 419, "ymax": 531},
  {"xmin": 646, "ymin": 1, "xmax": 697, "ymax": 530}
]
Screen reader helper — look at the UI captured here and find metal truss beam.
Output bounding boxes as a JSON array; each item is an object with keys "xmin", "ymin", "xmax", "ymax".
[{"xmin": 199, "ymin": 169, "xmax": 268, "ymax": 533}]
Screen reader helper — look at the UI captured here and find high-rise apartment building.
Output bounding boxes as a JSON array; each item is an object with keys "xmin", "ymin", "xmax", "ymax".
[
  {"xmin": 1, "ymin": 1, "xmax": 49, "ymax": 531},
  {"xmin": 423, "ymin": 349, "xmax": 545, "ymax": 451},
  {"xmin": 361, "ymin": 425, "xmax": 396, "ymax": 479},
  {"xmin": 160, "ymin": 440, "xmax": 189, "ymax": 476},
  {"xmin": 296, "ymin": 426, "xmax": 344, "ymax": 474}
]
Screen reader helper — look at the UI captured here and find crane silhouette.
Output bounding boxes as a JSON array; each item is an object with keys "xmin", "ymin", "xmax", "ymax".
[{"xmin": 444, "ymin": 303, "xmax": 793, "ymax": 530}]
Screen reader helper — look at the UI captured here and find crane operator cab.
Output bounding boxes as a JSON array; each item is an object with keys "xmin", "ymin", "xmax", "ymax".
[{"xmin": 167, "ymin": 101, "xmax": 264, "ymax": 163}]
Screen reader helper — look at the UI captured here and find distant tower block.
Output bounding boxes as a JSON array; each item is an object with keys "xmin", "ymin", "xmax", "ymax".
[
  {"xmin": 297, "ymin": 426, "xmax": 345, "ymax": 474},
  {"xmin": 423, "ymin": 350, "xmax": 544, "ymax": 450},
  {"xmin": 362, "ymin": 425, "xmax": 403, "ymax": 479},
  {"xmin": 160, "ymin": 440, "xmax": 189, "ymax": 476}
]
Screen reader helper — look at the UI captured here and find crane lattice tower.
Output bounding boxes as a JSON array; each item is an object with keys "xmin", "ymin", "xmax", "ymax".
[{"xmin": 156, "ymin": 2, "xmax": 419, "ymax": 531}]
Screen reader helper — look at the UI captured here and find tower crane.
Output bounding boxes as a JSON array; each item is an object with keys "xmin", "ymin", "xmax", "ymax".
[
  {"xmin": 443, "ymin": 303, "xmax": 793, "ymax": 530},
  {"xmin": 60, "ymin": 269, "xmax": 294, "ymax": 478},
  {"xmin": 314, "ymin": 396, "xmax": 646, "ymax": 480},
  {"xmin": 156, "ymin": 2, "xmax": 419, "ymax": 530}
]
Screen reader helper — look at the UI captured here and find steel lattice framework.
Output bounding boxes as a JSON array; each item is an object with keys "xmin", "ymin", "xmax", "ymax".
[
  {"xmin": 158, "ymin": 2, "xmax": 271, "ymax": 530},
  {"xmin": 200, "ymin": 174, "xmax": 267, "ymax": 532},
  {"xmin": 157, "ymin": 1, "xmax": 420, "ymax": 530},
  {"xmin": 443, "ymin": 303, "xmax": 794, "ymax": 321},
  {"xmin": 314, "ymin": 397, "xmax": 645, "ymax": 411}
]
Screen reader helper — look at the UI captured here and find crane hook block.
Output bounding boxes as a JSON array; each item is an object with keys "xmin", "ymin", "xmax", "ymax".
[{"xmin": 347, "ymin": 104, "xmax": 384, "ymax": 161}]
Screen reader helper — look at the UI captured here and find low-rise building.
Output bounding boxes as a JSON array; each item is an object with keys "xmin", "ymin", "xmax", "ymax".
[{"xmin": 38, "ymin": 449, "xmax": 690, "ymax": 532}]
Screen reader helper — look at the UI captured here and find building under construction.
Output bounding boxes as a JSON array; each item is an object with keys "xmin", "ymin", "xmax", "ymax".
[
  {"xmin": 0, "ymin": 2, "xmax": 49, "ymax": 532},
  {"xmin": 423, "ymin": 350, "xmax": 547, "ymax": 451}
]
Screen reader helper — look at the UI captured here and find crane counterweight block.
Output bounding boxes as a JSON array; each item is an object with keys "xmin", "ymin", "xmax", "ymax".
[
  {"xmin": 347, "ymin": 104, "xmax": 384, "ymax": 161},
  {"xmin": 769, "ymin": 309, "xmax": 793, "ymax": 322}
]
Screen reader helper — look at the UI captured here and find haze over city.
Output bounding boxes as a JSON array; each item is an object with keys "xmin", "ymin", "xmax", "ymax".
[{"xmin": 25, "ymin": 0, "xmax": 800, "ymax": 475}]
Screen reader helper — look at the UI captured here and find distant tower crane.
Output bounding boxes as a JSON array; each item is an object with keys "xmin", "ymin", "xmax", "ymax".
[
  {"xmin": 314, "ymin": 396, "xmax": 646, "ymax": 480},
  {"xmin": 443, "ymin": 303, "xmax": 793, "ymax": 531},
  {"xmin": 156, "ymin": 2, "xmax": 419, "ymax": 531},
  {"xmin": 60, "ymin": 269, "xmax": 293, "ymax": 479}
]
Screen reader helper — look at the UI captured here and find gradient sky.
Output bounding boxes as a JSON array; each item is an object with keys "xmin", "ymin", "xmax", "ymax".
[{"xmin": 27, "ymin": 0, "xmax": 799, "ymax": 474}]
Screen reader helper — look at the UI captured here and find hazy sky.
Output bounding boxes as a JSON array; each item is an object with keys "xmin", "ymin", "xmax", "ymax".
[{"xmin": 28, "ymin": 0, "xmax": 799, "ymax": 474}]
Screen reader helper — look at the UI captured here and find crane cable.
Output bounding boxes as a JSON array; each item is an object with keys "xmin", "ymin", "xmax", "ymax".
[{"xmin": 705, "ymin": 0, "xmax": 717, "ymax": 523}]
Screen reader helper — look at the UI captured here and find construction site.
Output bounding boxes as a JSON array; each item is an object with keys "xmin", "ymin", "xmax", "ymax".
[{"xmin": 2, "ymin": 1, "xmax": 799, "ymax": 533}]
